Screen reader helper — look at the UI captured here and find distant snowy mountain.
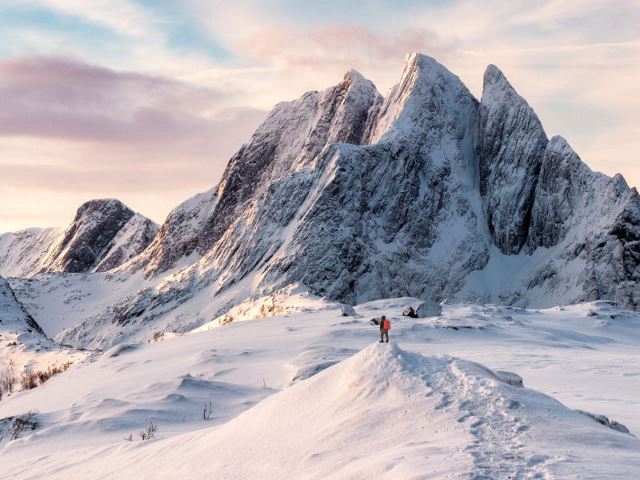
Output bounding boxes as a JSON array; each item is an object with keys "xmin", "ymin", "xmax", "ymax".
[
  {"xmin": 0, "ymin": 227, "xmax": 62, "ymax": 278},
  {"xmin": 0, "ymin": 199, "xmax": 158, "ymax": 277},
  {"xmin": 2, "ymin": 52, "xmax": 639, "ymax": 349}
]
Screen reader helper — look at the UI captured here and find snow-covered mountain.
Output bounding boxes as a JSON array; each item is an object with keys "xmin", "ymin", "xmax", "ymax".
[
  {"xmin": 0, "ymin": 199, "xmax": 158, "ymax": 277},
  {"xmin": 130, "ymin": 53, "xmax": 638, "ymax": 307},
  {"xmin": 2, "ymin": 53, "xmax": 639, "ymax": 350},
  {"xmin": 0, "ymin": 276, "xmax": 85, "ymax": 395}
]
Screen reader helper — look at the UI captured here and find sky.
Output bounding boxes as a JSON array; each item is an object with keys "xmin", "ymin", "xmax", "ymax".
[{"xmin": 1, "ymin": 0, "xmax": 639, "ymax": 232}]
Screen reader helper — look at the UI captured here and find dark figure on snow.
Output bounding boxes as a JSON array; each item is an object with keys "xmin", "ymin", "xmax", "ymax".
[{"xmin": 379, "ymin": 315, "xmax": 390, "ymax": 343}]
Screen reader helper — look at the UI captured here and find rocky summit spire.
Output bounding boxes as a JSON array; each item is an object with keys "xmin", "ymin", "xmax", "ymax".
[
  {"xmin": 476, "ymin": 64, "xmax": 549, "ymax": 254},
  {"xmin": 39, "ymin": 199, "xmax": 158, "ymax": 274},
  {"xmin": 367, "ymin": 53, "xmax": 476, "ymax": 145}
]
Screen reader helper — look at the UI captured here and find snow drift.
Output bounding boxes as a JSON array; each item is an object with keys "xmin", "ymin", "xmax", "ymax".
[{"xmin": 6, "ymin": 343, "xmax": 637, "ymax": 479}]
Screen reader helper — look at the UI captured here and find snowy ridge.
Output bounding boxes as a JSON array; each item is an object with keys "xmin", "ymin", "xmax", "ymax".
[{"xmin": 2, "ymin": 335, "xmax": 638, "ymax": 479}]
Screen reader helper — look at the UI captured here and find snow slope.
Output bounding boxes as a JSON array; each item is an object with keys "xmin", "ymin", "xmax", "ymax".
[
  {"xmin": 0, "ymin": 228, "xmax": 62, "ymax": 278},
  {"xmin": 1, "ymin": 299, "xmax": 638, "ymax": 478},
  {"xmin": 0, "ymin": 277, "xmax": 85, "ymax": 397}
]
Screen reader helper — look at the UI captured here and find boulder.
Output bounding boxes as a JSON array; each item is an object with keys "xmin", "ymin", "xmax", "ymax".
[
  {"xmin": 495, "ymin": 370, "xmax": 524, "ymax": 388},
  {"xmin": 341, "ymin": 304, "xmax": 356, "ymax": 316},
  {"xmin": 402, "ymin": 305, "xmax": 417, "ymax": 318},
  {"xmin": 576, "ymin": 410, "xmax": 632, "ymax": 435},
  {"xmin": 416, "ymin": 300, "xmax": 442, "ymax": 318}
]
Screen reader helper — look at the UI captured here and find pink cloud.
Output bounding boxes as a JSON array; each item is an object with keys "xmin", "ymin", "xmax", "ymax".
[
  {"xmin": 0, "ymin": 56, "xmax": 254, "ymax": 143},
  {"xmin": 242, "ymin": 23, "xmax": 457, "ymax": 69}
]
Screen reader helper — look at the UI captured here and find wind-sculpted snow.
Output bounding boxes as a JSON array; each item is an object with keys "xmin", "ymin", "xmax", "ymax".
[{"xmin": 476, "ymin": 65, "xmax": 548, "ymax": 254}]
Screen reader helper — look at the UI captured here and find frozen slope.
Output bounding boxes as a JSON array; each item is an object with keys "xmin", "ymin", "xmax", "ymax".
[
  {"xmin": 0, "ymin": 277, "xmax": 85, "ymax": 395},
  {"xmin": 0, "ymin": 227, "xmax": 62, "ymax": 278},
  {"xmin": 1, "ymin": 301, "xmax": 639, "ymax": 479}
]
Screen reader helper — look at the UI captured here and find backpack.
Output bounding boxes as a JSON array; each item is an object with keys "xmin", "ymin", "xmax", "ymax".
[{"xmin": 382, "ymin": 319, "xmax": 391, "ymax": 330}]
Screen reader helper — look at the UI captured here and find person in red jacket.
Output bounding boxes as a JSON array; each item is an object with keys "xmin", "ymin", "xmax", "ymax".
[{"xmin": 379, "ymin": 315, "xmax": 390, "ymax": 343}]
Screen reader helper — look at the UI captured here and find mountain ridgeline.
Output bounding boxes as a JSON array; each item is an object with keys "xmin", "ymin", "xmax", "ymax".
[
  {"xmin": 2, "ymin": 53, "xmax": 639, "ymax": 349},
  {"xmin": 131, "ymin": 53, "xmax": 638, "ymax": 309}
]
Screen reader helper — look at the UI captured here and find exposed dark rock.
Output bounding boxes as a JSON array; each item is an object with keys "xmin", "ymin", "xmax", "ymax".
[
  {"xmin": 402, "ymin": 305, "xmax": 417, "ymax": 318},
  {"xmin": 476, "ymin": 65, "xmax": 548, "ymax": 254},
  {"xmin": 576, "ymin": 410, "xmax": 632, "ymax": 435}
]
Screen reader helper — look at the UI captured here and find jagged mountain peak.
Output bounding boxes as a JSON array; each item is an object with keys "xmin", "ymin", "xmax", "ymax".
[
  {"xmin": 34, "ymin": 198, "xmax": 158, "ymax": 275},
  {"xmin": 482, "ymin": 64, "xmax": 509, "ymax": 92},
  {"xmin": 368, "ymin": 53, "xmax": 476, "ymax": 144},
  {"xmin": 477, "ymin": 61, "xmax": 548, "ymax": 254}
]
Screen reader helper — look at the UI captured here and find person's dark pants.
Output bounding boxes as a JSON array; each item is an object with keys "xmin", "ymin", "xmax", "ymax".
[{"xmin": 380, "ymin": 329, "xmax": 389, "ymax": 343}]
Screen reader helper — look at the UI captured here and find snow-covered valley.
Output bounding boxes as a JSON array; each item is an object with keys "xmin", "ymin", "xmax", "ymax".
[{"xmin": 1, "ymin": 298, "xmax": 639, "ymax": 479}]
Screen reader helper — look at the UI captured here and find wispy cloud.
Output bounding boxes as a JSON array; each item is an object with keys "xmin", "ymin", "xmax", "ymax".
[{"xmin": 0, "ymin": 0, "xmax": 638, "ymax": 231}]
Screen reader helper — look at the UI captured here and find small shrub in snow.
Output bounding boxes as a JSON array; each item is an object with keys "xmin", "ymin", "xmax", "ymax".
[
  {"xmin": 139, "ymin": 421, "xmax": 157, "ymax": 441},
  {"xmin": 203, "ymin": 401, "xmax": 213, "ymax": 421},
  {"xmin": 0, "ymin": 360, "xmax": 17, "ymax": 398},
  {"xmin": 9, "ymin": 411, "xmax": 39, "ymax": 440},
  {"xmin": 19, "ymin": 363, "xmax": 72, "ymax": 391},
  {"xmin": 20, "ymin": 371, "xmax": 39, "ymax": 390}
]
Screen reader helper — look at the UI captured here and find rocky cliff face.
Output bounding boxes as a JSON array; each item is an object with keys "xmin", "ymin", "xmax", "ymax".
[
  {"xmin": 522, "ymin": 136, "xmax": 640, "ymax": 307},
  {"xmin": 259, "ymin": 54, "xmax": 487, "ymax": 303},
  {"xmin": 132, "ymin": 188, "xmax": 217, "ymax": 277},
  {"xmin": 476, "ymin": 65, "xmax": 548, "ymax": 254}
]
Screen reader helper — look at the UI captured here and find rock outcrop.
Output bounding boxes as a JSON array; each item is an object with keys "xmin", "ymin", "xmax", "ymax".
[
  {"xmin": 476, "ymin": 65, "xmax": 548, "ymax": 254},
  {"xmin": 131, "ymin": 188, "xmax": 217, "ymax": 277},
  {"xmin": 0, "ymin": 276, "xmax": 44, "ymax": 336}
]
